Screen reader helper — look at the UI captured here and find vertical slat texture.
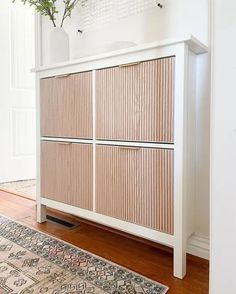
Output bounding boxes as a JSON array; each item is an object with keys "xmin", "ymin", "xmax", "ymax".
[
  {"xmin": 96, "ymin": 57, "xmax": 174, "ymax": 143},
  {"xmin": 41, "ymin": 141, "xmax": 93, "ymax": 210},
  {"xmin": 40, "ymin": 72, "xmax": 93, "ymax": 139},
  {"xmin": 96, "ymin": 145, "xmax": 174, "ymax": 234}
]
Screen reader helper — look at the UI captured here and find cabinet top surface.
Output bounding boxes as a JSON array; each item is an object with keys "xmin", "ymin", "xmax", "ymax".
[{"xmin": 33, "ymin": 35, "xmax": 207, "ymax": 74}]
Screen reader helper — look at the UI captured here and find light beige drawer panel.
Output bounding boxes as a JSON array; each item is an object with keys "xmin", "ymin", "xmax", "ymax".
[
  {"xmin": 96, "ymin": 145, "xmax": 174, "ymax": 234},
  {"xmin": 41, "ymin": 141, "xmax": 93, "ymax": 210},
  {"xmin": 40, "ymin": 72, "xmax": 92, "ymax": 139},
  {"xmin": 96, "ymin": 57, "xmax": 174, "ymax": 143}
]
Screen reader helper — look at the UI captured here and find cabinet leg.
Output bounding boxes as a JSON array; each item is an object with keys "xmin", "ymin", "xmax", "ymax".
[
  {"xmin": 37, "ymin": 204, "xmax": 47, "ymax": 223},
  {"xmin": 173, "ymin": 245, "xmax": 187, "ymax": 279}
]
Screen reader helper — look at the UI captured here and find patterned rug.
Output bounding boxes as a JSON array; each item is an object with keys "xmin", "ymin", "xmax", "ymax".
[
  {"xmin": 0, "ymin": 215, "xmax": 169, "ymax": 294},
  {"xmin": 0, "ymin": 180, "xmax": 36, "ymax": 200}
]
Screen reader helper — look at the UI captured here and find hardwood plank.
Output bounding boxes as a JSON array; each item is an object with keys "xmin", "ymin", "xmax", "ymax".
[{"xmin": 0, "ymin": 191, "xmax": 209, "ymax": 294}]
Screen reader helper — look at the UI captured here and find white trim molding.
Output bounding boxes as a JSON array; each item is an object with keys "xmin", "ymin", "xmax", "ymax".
[
  {"xmin": 187, "ymin": 234, "xmax": 209, "ymax": 260},
  {"xmin": 34, "ymin": 13, "xmax": 42, "ymax": 67}
]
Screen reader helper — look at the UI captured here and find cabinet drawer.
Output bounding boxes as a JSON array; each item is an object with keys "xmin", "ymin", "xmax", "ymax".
[
  {"xmin": 40, "ymin": 72, "xmax": 92, "ymax": 139},
  {"xmin": 41, "ymin": 141, "xmax": 93, "ymax": 210},
  {"xmin": 96, "ymin": 57, "xmax": 174, "ymax": 143},
  {"xmin": 96, "ymin": 145, "xmax": 174, "ymax": 234}
]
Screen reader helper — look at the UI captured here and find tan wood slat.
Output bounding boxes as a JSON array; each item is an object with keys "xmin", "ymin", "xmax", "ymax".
[
  {"xmin": 96, "ymin": 145, "xmax": 174, "ymax": 234},
  {"xmin": 40, "ymin": 72, "xmax": 93, "ymax": 139},
  {"xmin": 41, "ymin": 141, "xmax": 93, "ymax": 210},
  {"xmin": 96, "ymin": 57, "xmax": 174, "ymax": 143}
]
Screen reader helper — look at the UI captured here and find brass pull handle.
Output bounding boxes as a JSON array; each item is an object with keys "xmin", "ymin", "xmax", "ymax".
[
  {"xmin": 119, "ymin": 61, "xmax": 141, "ymax": 68},
  {"xmin": 57, "ymin": 142, "xmax": 72, "ymax": 146},
  {"xmin": 55, "ymin": 74, "xmax": 71, "ymax": 79},
  {"xmin": 118, "ymin": 146, "xmax": 140, "ymax": 151}
]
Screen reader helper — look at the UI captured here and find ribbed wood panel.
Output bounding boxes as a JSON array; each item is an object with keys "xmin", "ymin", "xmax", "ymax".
[
  {"xmin": 96, "ymin": 145, "xmax": 174, "ymax": 234},
  {"xmin": 41, "ymin": 141, "xmax": 93, "ymax": 210},
  {"xmin": 40, "ymin": 72, "xmax": 92, "ymax": 139},
  {"xmin": 96, "ymin": 57, "xmax": 174, "ymax": 143}
]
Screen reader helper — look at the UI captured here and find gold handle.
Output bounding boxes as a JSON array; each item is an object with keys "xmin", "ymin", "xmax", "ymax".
[
  {"xmin": 119, "ymin": 61, "xmax": 141, "ymax": 68},
  {"xmin": 55, "ymin": 74, "xmax": 71, "ymax": 79},
  {"xmin": 118, "ymin": 146, "xmax": 140, "ymax": 151},
  {"xmin": 57, "ymin": 142, "xmax": 72, "ymax": 146}
]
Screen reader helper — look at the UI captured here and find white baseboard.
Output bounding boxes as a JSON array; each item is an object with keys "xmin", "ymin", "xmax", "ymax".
[{"xmin": 187, "ymin": 234, "xmax": 209, "ymax": 260}]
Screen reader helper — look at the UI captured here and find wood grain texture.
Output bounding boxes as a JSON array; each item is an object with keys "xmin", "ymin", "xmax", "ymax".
[
  {"xmin": 41, "ymin": 141, "xmax": 93, "ymax": 210},
  {"xmin": 0, "ymin": 191, "xmax": 209, "ymax": 294},
  {"xmin": 40, "ymin": 72, "xmax": 92, "ymax": 139},
  {"xmin": 96, "ymin": 57, "xmax": 174, "ymax": 143},
  {"xmin": 96, "ymin": 145, "xmax": 174, "ymax": 234}
]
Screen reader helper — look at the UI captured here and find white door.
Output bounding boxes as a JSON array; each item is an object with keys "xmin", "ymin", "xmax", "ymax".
[{"xmin": 0, "ymin": 2, "xmax": 36, "ymax": 183}]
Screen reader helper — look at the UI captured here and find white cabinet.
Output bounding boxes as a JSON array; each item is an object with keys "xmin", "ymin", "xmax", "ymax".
[{"xmin": 34, "ymin": 36, "xmax": 207, "ymax": 279}]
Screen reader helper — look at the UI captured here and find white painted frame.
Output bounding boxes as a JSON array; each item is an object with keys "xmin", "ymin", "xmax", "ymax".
[
  {"xmin": 173, "ymin": 43, "xmax": 188, "ymax": 278},
  {"xmin": 34, "ymin": 37, "xmax": 207, "ymax": 279}
]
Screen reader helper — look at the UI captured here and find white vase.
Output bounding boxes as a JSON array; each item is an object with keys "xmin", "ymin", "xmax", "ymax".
[{"xmin": 49, "ymin": 27, "xmax": 69, "ymax": 64}]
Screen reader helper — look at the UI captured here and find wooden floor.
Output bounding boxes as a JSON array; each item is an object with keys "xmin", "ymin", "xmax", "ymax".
[{"xmin": 0, "ymin": 190, "xmax": 209, "ymax": 294}]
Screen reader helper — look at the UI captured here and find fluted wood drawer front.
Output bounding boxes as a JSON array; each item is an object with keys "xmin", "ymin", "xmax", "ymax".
[
  {"xmin": 41, "ymin": 141, "xmax": 93, "ymax": 210},
  {"xmin": 96, "ymin": 145, "xmax": 174, "ymax": 234},
  {"xmin": 40, "ymin": 72, "xmax": 92, "ymax": 139},
  {"xmin": 96, "ymin": 57, "xmax": 174, "ymax": 143}
]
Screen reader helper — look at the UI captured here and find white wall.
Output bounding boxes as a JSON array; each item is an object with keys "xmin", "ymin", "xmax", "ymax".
[
  {"xmin": 42, "ymin": 0, "xmax": 210, "ymax": 61},
  {"xmin": 41, "ymin": 0, "xmax": 211, "ymax": 243},
  {"xmin": 210, "ymin": 0, "xmax": 236, "ymax": 292}
]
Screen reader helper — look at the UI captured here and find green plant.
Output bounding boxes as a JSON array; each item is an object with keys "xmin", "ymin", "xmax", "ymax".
[{"xmin": 13, "ymin": 0, "xmax": 83, "ymax": 27}]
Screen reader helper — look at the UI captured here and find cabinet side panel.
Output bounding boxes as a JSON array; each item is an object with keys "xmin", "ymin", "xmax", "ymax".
[
  {"xmin": 96, "ymin": 145, "xmax": 174, "ymax": 234},
  {"xmin": 185, "ymin": 51, "xmax": 197, "ymax": 238}
]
